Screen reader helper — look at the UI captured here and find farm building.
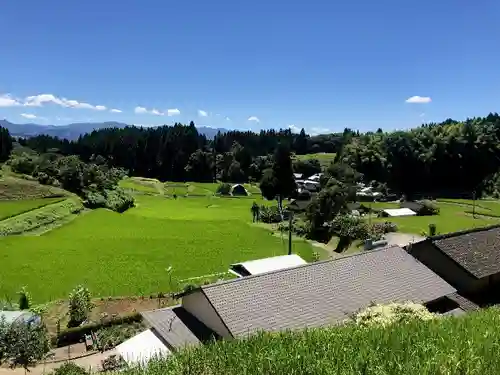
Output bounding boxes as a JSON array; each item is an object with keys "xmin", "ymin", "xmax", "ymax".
[
  {"xmin": 116, "ymin": 329, "xmax": 171, "ymax": 366},
  {"xmin": 287, "ymin": 198, "xmax": 313, "ymax": 212},
  {"xmin": 140, "ymin": 246, "xmax": 470, "ymax": 349},
  {"xmin": 228, "ymin": 254, "xmax": 307, "ymax": 278},
  {"xmin": 408, "ymin": 224, "xmax": 500, "ymax": 304},
  {"xmin": 231, "ymin": 184, "xmax": 248, "ymax": 196},
  {"xmin": 380, "ymin": 208, "xmax": 417, "ymax": 217}
]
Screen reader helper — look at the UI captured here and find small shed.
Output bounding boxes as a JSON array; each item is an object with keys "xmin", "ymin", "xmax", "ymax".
[
  {"xmin": 116, "ymin": 329, "xmax": 171, "ymax": 366},
  {"xmin": 231, "ymin": 184, "xmax": 248, "ymax": 196},
  {"xmin": 229, "ymin": 254, "xmax": 307, "ymax": 278},
  {"xmin": 381, "ymin": 208, "xmax": 417, "ymax": 217}
]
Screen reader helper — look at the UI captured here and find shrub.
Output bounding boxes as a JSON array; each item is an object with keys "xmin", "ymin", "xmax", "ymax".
[
  {"xmin": 55, "ymin": 312, "xmax": 142, "ymax": 347},
  {"xmin": 9, "ymin": 153, "xmax": 39, "ymax": 175},
  {"xmin": 417, "ymin": 199, "xmax": 440, "ymax": 216},
  {"xmin": 68, "ymin": 285, "xmax": 93, "ymax": 328},
  {"xmin": 216, "ymin": 183, "xmax": 231, "ymax": 196},
  {"xmin": 83, "ymin": 188, "xmax": 135, "ymax": 213},
  {"xmin": 18, "ymin": 286, "xmax": 31, "ymax": 310},
  {"xmin": 353, "ymin": 302, "xmax": 436, "ymax": 328},
  {"xmin": 429, "ymin": 223, "xmax": 437, "ymax": 236},
  {"xmin": 51, "ymin": 363, "xmax": 89, "ymax": 375},
  {"xmin": 259, "ymin": 205, "xmax": 284, "ymax": 223},
  {"xmin": 371, "ymin": 221, "xmax": 398, "ymax": 235}
]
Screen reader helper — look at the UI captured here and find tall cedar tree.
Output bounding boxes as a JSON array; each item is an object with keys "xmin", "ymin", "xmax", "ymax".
[
  {"xmin": 260, "ymin": 143, "xmax": 297, "ymax": 208},
  {"xmin": 0, "ymin": 126, "xmax": 13, "ymax": 162}
]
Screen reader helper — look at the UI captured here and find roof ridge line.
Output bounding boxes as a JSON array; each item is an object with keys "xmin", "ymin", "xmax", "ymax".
[
  {"xmin": 430, "ymin": 223, "xmax": 500, "ymax": 241},
  {"xmin": 201, "ymin": 246, "xmax": 401, "ymax": 291}
]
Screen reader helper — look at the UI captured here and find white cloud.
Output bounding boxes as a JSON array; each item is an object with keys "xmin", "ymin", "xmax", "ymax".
[
  {"xmin": 225, "ymin": 116, "xmax": 231, "ymax": 121},
  {"xmin": 310, "ymin": 127, "xmax": 331, "ymax": 136},
  {"xmin": 151, "ymin": 109, "xmax": 164, "ymax": 116},
  {"xmin": 420, "ymin": 112, "xmax": 426, "ymax": 117},
  {"xmin": 135, "ymin": 106, "xmax": 165, "ymax": 116},
  {"xmin": 288, "ymin": 124, "xmax": 300, "ymax": 134},
  {"xmin": 134, "ymin": 106, "xmax": 148, "ymax": 114},
  {"xmin": 167, "ymin": 108, "xmax": 180, "ymax": 116},
  {"xmin": 110, "ymin": 109, "xmax": 122, "ymax": 113},
  {"xmin": 247, "ymin": 116, "xmax": 260, "ymax": 123},
  {"xmin": 405, "ymin": 95, "xmax": 432, "ymax": 104},
  {"xmin": 20, "ymin": 113, "xmax": 37, "ymax": 119},
  {"xmin": 23, "ymin": 93, "xmax": 107, "ymax": 110},
  {"xmin": 0, "ymin": 94, "xmax": 22, "ymax": 107},
  {"xmin": 198, "ymin": 109, "xmax": 208, "ymax": 117}
]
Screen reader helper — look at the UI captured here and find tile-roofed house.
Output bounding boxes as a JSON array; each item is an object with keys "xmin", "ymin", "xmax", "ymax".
[
  {"xmin": 408, "ymin": 224, "xmax": 500, "ymax": 300},
  {"xmin": 176, "ymin": 246, "xmax": 457, "ymax": 338}
]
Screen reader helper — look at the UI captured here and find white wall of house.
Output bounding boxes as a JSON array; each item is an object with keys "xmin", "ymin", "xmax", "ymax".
[{"xmin": 182, "ymin": 291, "xmax": 232, "ymax": 338}]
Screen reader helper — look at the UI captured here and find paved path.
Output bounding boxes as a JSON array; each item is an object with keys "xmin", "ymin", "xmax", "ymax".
[
  {"xmin": 0, "ymin": 350, "xmax": 116, "ymax": 375},
  {"xmin": 384, "ymin": 232, "xmax": 426, "ymax": 248}
]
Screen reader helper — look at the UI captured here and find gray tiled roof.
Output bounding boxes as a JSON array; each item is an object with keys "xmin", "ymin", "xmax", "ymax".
[
  {"xmin": 200, "ymin": 246, "xmax": 456, "ymax": 337},
  {"xmin": 142, "ymin": 306, "xmax": 216, "ymax": 350},
  {"xmin": 432, "ymin": 225, "xmax": 500, "ymax": 279},
  {"xmin": 446, "ymin": 292, "xmax": 479, "ymax": 312}
]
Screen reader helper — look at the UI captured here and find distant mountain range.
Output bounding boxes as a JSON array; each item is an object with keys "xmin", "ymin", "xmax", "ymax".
[{"xmin": 0, "ymin": 120, "xmax": 229, "ymax": 140}]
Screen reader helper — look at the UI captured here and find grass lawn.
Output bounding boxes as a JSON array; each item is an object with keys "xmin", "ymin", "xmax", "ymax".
[
  {"xmin": 373, "ymin": 201, "xmax": 500, "ymax": 235},
  {"xmin": 119, "ymin": 178, "xmax": 160, "ymax": 194},
  {"xmin": 0, "ymin": 176, "xmax": 67, "ymax": 200},
  {"xmin": 0, "ymin": 195, "xmax": 317, "ymax": 303},
  {"xmin": 0, "ymin": 197, "xmax": 65, "ymax": 221},
  {"xmin": 294, "ymin": 152, "xmax": 336, "ymax": 167}
]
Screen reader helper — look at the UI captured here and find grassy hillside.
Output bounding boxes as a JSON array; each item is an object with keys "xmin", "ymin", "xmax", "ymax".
[
  {"xmin": 119, "ymin": 308, "xmax": 500, "ymax": 375},
  {"xmin": 0, "ymin": 195, "xmax": 317, "ymax": 302},
  {"xmin": 0, "ymin": 175, "xmax": 68, "ymax": 200}
]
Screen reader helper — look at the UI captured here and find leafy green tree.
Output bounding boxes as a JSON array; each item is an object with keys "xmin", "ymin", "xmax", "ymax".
[
  {"xmin": 260, "ymin": 144, "xmax": 297, "ymax": 214},
  {"xmin": 68, "ymin": 285, "xmax": 92, "ymax": 327},
  {"xmin": 185, "ymin": 149, "xmax": 214, "ymax": 182},
  {"xmin": 0, "ymin": 320, "xmax": 50, "ymax": 372}
]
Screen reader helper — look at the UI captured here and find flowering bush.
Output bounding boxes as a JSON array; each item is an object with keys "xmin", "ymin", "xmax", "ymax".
[{"xmin": 353, "ymin": 302, "xmax": 437, "ymax": 328}]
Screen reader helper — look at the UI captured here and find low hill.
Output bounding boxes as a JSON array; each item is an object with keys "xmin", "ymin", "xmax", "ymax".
[{"xmin": 0, "ymin": 120, "xmax": 228, "ymax": 140}]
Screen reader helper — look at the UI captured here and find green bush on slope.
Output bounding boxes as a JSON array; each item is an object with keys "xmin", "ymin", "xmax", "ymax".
[{"xmin": 117, "ymin": 308, "xmax": 500, "ymax": 375}]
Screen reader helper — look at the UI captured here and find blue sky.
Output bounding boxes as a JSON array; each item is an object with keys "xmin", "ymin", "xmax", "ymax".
[{"xmin": 1, "ymin": 0, "xmax": 499, "ymax": 134}]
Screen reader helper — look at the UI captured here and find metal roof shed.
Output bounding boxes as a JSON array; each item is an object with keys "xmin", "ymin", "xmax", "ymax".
[
  {"xmin": 382, "ymin": 208, "xmax": 417, "ymax": 217},
  {"xmin": 229, "ymin": 254, "xmax": 307, "ymax": 277}
]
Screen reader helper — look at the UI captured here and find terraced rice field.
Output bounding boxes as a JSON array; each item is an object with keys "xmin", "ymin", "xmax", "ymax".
[
  {"xmin": 0, "ymin": 197, "xmax": 65, "ymax": 221},
  {"xmin": 0, "ymin": 194, "xmax": 316, "ymax": 303}
]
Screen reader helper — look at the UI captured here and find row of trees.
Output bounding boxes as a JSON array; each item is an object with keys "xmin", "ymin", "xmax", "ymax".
[
  {"xmin": 341, "ymin": 113, "xmax": 500, "ymax": 197},
  {"xmin": 5, "ymin": 113, "xmax": 500, "ymax": 198},
  {"xmin": 18, "ymin": 123, "xmax": 348, "ymax": 184}
]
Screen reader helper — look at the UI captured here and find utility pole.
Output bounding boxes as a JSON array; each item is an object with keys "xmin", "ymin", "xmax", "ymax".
[
  {"xmin": 288, "ymin": 212, "xmax": 293, "ymax": 255},
  {"xmin": 472, "ymin": 190, "xmax": 476, "ymax": 218}
]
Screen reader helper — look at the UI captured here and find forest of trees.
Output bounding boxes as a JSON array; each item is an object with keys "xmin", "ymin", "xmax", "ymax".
[{"xmin": 2, "ymin": 113, "xmax": 500, "ymax": 199}]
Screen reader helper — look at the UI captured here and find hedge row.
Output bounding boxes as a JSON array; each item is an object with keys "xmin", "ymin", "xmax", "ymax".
[
  {"xmin": 54, "ymin": 312, "xmax": 142, "ymax": 347},
  {"xmin": 0, "ymin": 198, "xmax": 83, "ymax": 236}
]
